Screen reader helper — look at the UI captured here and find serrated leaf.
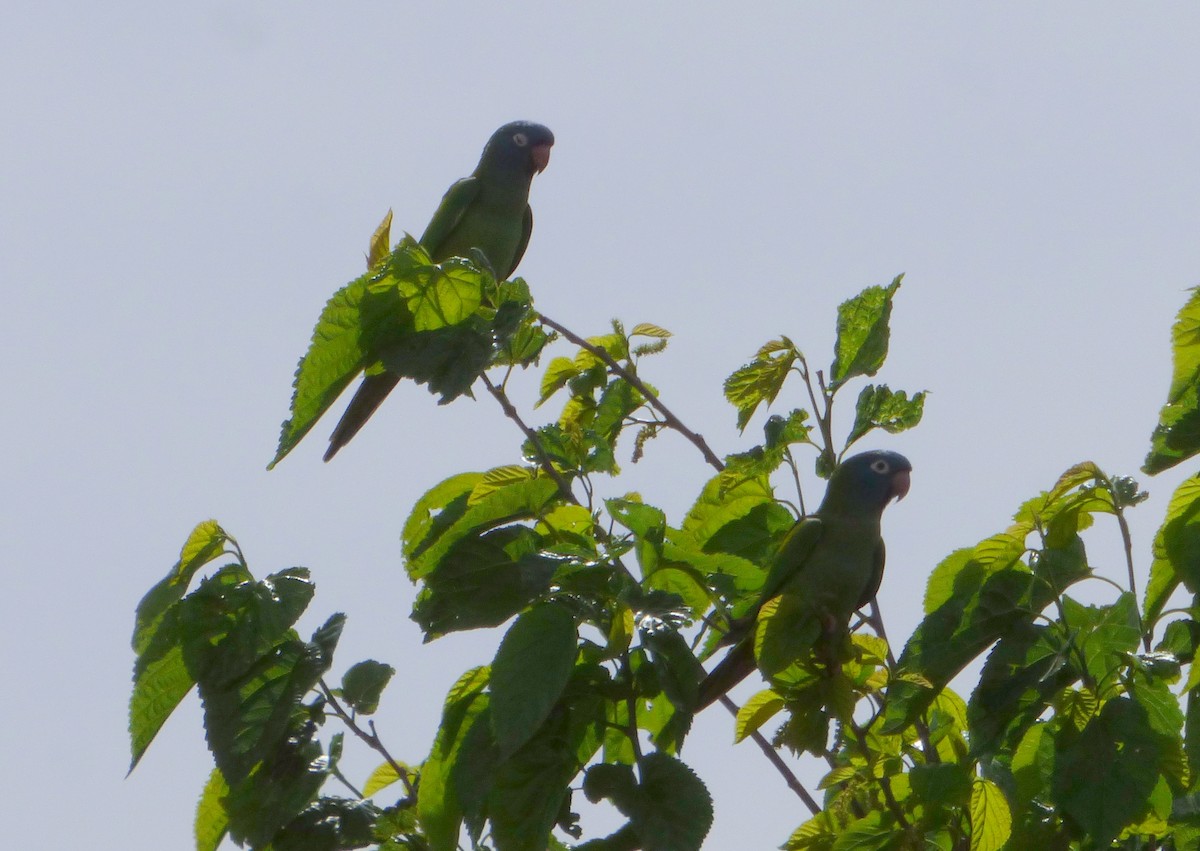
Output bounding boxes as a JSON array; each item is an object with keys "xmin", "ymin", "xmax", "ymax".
[
  {"xmin": 829, "ymin": 276, "xmax": 902, "ymax": 390},
  {"xmin": 734, "ymin": 689, "xmax": 785, "ymax": 743},
  {"xmin": 411, "ymin": 526, "xmax": 558, "ymax": 639},
  {"xmin": 367, "ymin": 209, "xmax": 393, "ymax": 269},
  {"xmin": 405, "ymin": 476, "xmax": 559, "ymax": 581},
  {"xmin": 1052, "ymin": 697, "xmax": 1164, "ymax": 848},
  {"xmin": 194, "ymin": 767, "xmax": 229, "ymax": 851},
  {"xmin": 364, "ymin": 761, "xmax": 409, "ymax": 797},
  {"xmin": 538, "ymin": 356, "xmax": 579, "ymax": 405},
  {"xmin": 469, "ymin": 465, "xmax": 537, "ymax": 505},
  {"xmin": 133, "ymin": 520, "xmax": 231, "ymax": 655},
  {"xmin": 490, "ymin": 603, "xmax": 579, "ymax": 758},
  {"xmin": 487, "ymin": 692, "xmax": 603, "ymax": 851},
  {"xmin": 968, "ymin": 778, "xmax": 1011, "ymax": 851},
  {"xmin": 341, "ymin": 660, "xmax": 395, "ymax": 715},
  {"xmin": 723, "ymin": 339, "xmax": 799, "ymax": 431},
  {"xmin": 270, "ymin": 239, "xmax": 496, "ymax": 467},
  {"xmin": 629, "ymin": 753, "xmax": 713, "ymax": 851},
  {"xmin": 1146, "ymin": 473, "xmax": 1200, "ymax": 626},
  {"xmin": 418, "ymin": 669, "xmax": 490, "ymax": 851},
  {"xmin": 845, "ymin": 384, "xmax": 926, "ymax": 447},
  {"xmin": 885, "ymin": 544, "xmax": 1057, "ymax": 733},
  {"xmin": 630, "ymin": 323, "xmax": 672, "ymax": 339},
  {"xmin": 1145, "ymin": 286, "xmax": 1200, "ymax": 474}
]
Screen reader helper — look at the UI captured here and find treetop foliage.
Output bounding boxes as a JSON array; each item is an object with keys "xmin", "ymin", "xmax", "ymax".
[{"xmin": 131, "ymin": 216, "xmax": 1200, "ymax": 850}]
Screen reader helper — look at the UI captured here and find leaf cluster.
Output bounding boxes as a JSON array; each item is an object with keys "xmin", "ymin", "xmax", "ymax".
[{"xmin": 132, "ymin": 217, "xmax": 1200, "ymax": 851}]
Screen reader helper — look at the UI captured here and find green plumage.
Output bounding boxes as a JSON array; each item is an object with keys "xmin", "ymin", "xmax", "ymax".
[
  {"xmin": 323, "ymin": 121, "xmax": 554, "ymax": 462},
  {"xmin": 696, "ymin": 450, "xmax": 911, "ymax": 709}
]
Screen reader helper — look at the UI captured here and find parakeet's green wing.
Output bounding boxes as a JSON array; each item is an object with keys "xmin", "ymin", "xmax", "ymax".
[
  {"xmin": 754, "ymin": 517, "xmax": 824, "ymax": 613},
  {"xmin": 857, "ymin": 539, "xmax": 886, "ymax": 609},
  {"xmin": 507, "ymin": 205, "xmax": 533, "ymax": 279},
  {"xmin": 419, "ymin": 177, "xmax": 479, "ymax": 256}
]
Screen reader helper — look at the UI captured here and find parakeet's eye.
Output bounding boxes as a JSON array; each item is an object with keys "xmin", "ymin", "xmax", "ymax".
[
  {"xmin": 870, "ymin": 459, "xmax": 890, "ymax": 474},
  {"xmin": 512, "ymin": 132, "xmax": 529, "ymax": 147}
]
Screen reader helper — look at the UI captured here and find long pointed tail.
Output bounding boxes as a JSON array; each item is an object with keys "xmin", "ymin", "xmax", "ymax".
[{"xmin": 324, "ymin": 372, "xmax": 401, "ymax": 461}]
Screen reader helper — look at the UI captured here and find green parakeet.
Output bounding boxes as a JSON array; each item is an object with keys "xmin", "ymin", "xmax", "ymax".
[
  {"xmin": 696, "ymin": 450, "xmax": 912, "ymax": 710},
  {"xmin": 323, "ymin": 120, "xmax": 555, "ymax": 462}
]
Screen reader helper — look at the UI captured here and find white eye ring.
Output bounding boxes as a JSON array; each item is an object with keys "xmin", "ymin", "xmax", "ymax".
[
  {"xmin": 512, "ymin": 132, "xmax": 529, "ymax": 147},
  {"xmin": 870, "ymin": 459, "xmax": 890, "ymax": 474}
]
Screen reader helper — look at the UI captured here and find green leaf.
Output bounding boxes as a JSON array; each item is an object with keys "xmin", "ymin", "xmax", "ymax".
[
  {"xmin": 469, "ymin": 465, "xmax": 537, "ymax": 504},
  {"xmin": 885, "ymin": 550, "xmax": 1056, "ymax": 733},
  {"xmin": 910, "ymin": 763, "xmax": 972, "ymax": 809},
  {"xmin": 270, "ymin": 239, "xmax": 498, "ymax": 467},
  {"xmin": 272, "ymin": 798, "xmax": 381, "ymax": 851},
  {"xmin": 194, "ymin": 767, "xmax": 229, "ymax": 851},
  {"xmin": 490, "ymin": 603, "xmax": 579, "ymax": 758},
  {"xmin": 966, "ymin": 622, "xmax": 1074, "ymax": 758},
  {"xmin": 630, "ymin": 322, "xmax": 672, "ymax": 339},
  {"xmin": 845, "ymin": 384, "xmax": 926, "ymax": 447},
  {"xmin": 734, "ymin": 689, "xmax": 785, "ymax": 743},
  {"xmin": 179, "ymin": 569, "xmax": 328, "ymax": 786},
  {"xmin": 1053, "ymin": 697, "xmax": 1167, "ymax": 847},
  {"xmin": 363, "ymin": 761, "xmax": 409, "ymax": 798},
  {"xmin": 1146, "ymin": 473, "xmax": 1200, "ymax": 626},
  {"xmin": 1010, "ymin": 722, "xmax": 1053, "ymax": 809},
  {"xmin": 487, "ymin": 696, "xmax": 601, "ymax": 851},
  {"xmin": 1145, "ymin": 286, "xmax": 1200, "ymax": 474},
  {"xmin": 221, "ymin": 719, "xmax": 330, "ymax": 848},
  {"xmin": 133, "ymin": 519, "xmax": 231, "ymax": 655},
  {"xmin": 680, "ymin": 473, "xmax": 776, "ymax": 550},
  {"xmin": 411, "ymin": 526, "xmax": 559, "ymax": 639},
  {"xmin": 405, "ymin": 476, "xmax": 559, "ymax": 581},
  {"xmin": 341, "ymin": 660, "xmax": 395, "ymax": 715},
  {"xmin": 830, "ymin": 810, "xmax": 902, "ymax": 850},
  {"xmin": 418, "ymin": 668, "xmax": 490, "ymax": 851},
  {"xmin": 268, "ymin": 241, "xmax": 420, "ymax": 469},
  {"xmin": 723, "ymin": 337, "xmax": 800, "ymax": 431},
  {"xmin": 628, "ymin": 753, "xmax": 713, "ymax": 851},
  {"xmin": 129, "ymin": 640, "xmax": 192, "ymax": 773},
  {"xmin": 829, "ymin": 276, "xmax": 902, "ymax": 390},
  {"xmin": 538, "ymin": 356, "xmax": 579, "ymax": 406},
  {"xmin": 366, "ymin": 209, "xmax": 393, "ymax": 269},
  {"xmin": 402, "ymin": 472, "xmax": 485, "ymax": 563},
  {"xmin": 968, "ymin": 778, "xmax": 1011, "ymax": 851}
]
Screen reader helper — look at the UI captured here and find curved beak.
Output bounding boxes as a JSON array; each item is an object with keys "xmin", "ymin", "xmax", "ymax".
[
  {"xmin": 890, "ymin": 469, "xmax": 911, "ymax": 502},
  {"xmin": 531, "ymin": 142, "xmax": 552, "ymax": 174}
]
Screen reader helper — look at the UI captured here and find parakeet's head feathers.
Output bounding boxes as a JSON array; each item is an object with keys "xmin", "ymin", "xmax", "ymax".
[
  {"xmin": 477, "ymin": 121, "xmax": 555, "ymax": 177},
  {"xmin": 820, "ymin": 450, "xmax": 912, "ymax": 516}
]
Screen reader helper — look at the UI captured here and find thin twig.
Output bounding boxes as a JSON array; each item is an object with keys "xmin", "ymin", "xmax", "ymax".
[
  {"xmin": 330, "ymin": 764, "xmax": 365, "ymax": 799},
  {"xmin": 847, "ymin": 716, "xmax": 910, "ymax": 829},
  {"xmin": 1115, "ymin": 506, "xmax": 1149, "ymax": 651},
  {"xmin": 537, "ymin": 312, "xmax": 725, "ymax": 472},
  {"xmin": 717, "ymin": 695, "xmax": 820, "ymax": 814},
  {"xmin": 480, "ymin": 372, "xmax": 577, "ymax": 502},
  {"xmin": 319, "ymin": 679, "xmax": 415, "ymax": 798},
  {"xmin": 866, "ymin": 598, "xmax": 938, "ymax": 765}
]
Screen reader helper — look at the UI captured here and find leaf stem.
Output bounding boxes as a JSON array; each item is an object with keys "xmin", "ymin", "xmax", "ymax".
[
  {"xmin": 319, "ymin": 679, "xmax": 415, "ymax": 799},
  {"xmin": 717, "ymin": 695, "xmax": 820, "ymax": 814},
  {"xmin": 538, "ymin": 313, "xmax": 725, "ymax": 472},
  {"xmin": 480, "ymin": 371, "xmax": 578, "ymax": 503}
]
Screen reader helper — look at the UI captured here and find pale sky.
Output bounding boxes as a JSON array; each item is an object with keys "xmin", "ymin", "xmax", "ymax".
[{"xmin": 5, "ymin": 3, "xmax": 1200, "ymax": 849}]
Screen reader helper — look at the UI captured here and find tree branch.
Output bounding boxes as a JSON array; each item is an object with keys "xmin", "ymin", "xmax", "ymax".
[
  {"xmin": 319, "ymin": 679, "xmax": 415, "ymax": 799},
  {"xmin": 717, "ymin": 695, "xmax": 820, "ymax": 815},
  {"xmin": 480, "ymin": 371, "xmax": 577, "ymax": 502},
  {"xmin": 538, "ymin": 312, "xmax": 725, "ymax": 472}
]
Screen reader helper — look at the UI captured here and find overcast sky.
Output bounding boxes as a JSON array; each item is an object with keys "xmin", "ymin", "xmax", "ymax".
[{"xmin": 5, "ymin": 3, "xmax": 1200, "ymax": 849}]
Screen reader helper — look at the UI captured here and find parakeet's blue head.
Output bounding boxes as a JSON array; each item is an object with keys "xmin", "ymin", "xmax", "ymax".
[
  {"xmin": 477, "ymin": 121, "xmax": 555, "ymax": 177},
  {"xmin": 819, "ymin": 450, "xmax": 912, "ymax": 516}
]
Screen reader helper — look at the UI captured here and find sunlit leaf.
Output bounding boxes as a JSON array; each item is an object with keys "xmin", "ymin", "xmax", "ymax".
[
  {"xmin": 1145, "ymin": 287, "xmax": 1200, "ymax": 474},
  {"xmin": 829, "ymin": 276, "xmax": 902, "ymax": 390}
]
